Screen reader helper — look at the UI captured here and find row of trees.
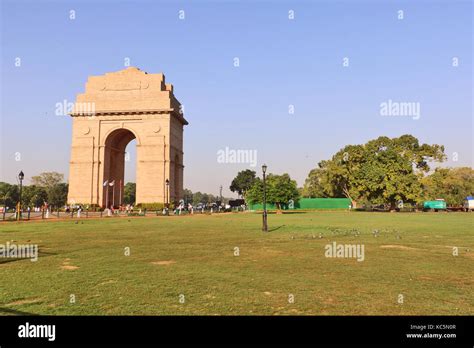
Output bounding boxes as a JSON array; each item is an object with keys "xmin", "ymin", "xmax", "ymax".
[
  {"xmin": 183, "ymin": 189, "xmax": 228, "ymax": 205},
  {"xmin": 230, "ymin": 135, "xmax": 473, "ymax": 208},
  {"xmin": 122, "ymin": 183, "xmax": 228, "ymax": 206},
  {"xmin": 302, "ymin": 135, "xmax": 474, "ymax": 208},
  {"xmin": 1, "ymin": 176, "xmax": 231, "ymax": 209},
  {"xmin": 301, "ymin": 135, "xmax": 472, "ymax": 207},
  {"xmin": 3, "ymin": 135, "xmax": 472, "ymax": 210},
  {"xmin": 0, "ymin": 172, "xmax": 68, "ymax": 209}
]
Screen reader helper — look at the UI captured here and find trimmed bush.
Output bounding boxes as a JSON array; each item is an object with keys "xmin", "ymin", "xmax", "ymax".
[{"xmin": 136, "ymin": 202, "xmax": 165, "ymax": 210}]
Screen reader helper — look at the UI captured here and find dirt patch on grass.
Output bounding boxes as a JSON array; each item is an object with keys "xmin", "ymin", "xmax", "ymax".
[
  {"xmin": 151, "ymin": 260, "xmax": 176, "ymax": 266},
  {"xmin": 60, "ymin": 259, "xmax": 79, "ymax": 270},
  {"xmin": 418, "ymin": 275, "xmax": 435, "ymax": 281},
  {"xmin": 380, "ymin": 245, "xmax": 419, "ymax": 251},
  {"xmin": 6, "ymin": 298, "xmax": 42, "ymax": 306},
  {"xmin": 323, "ymin": 297, "xmax": 336, "ymax": 304}
]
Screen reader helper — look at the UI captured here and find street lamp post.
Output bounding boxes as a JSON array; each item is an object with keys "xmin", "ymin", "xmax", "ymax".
[
  {"xmin": 165, "ymin": 179, "xmax": 170, "ymax": 215},
  {"xmin": 220, "ymin": 185, "xmax": 223, "ymax": 209},
  {"xmin": 17, "ymin": 170, "xmax": 24, "ymax": 221},
  {"xmin": 262, "ymin": 164, "xmax": 268, "ymax": 232}
]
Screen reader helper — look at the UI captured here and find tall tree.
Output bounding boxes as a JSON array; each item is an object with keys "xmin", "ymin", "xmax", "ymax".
[
  {"xmin": 246, "ymin": 173, "xmax": 300, "ymax": 210},
  {"xmin": 48, "ymin": 183, "xmax": 68, "ymax": 208},
  {"xmin": 304, "ymin": 135, "xmax": 446, "ymax": 208},
  {"xmin": 31, "ymin": 172, "xmax": 67, "ymax": 207},
  {"xmin": 230, "ymin": 170, "xmax": 257, "ymax": 198},
  {"xmin": 192, "ymin": 191, "xmax": 204, "ymax": 205},
  {"xmin": 183, "ymin": 188, "xmax": 193, "ymax": 204},
  {"xmin": 22, "ymin": 185, "xmax": 48, "ymax": 207},
  {"xmin": 31, "ymin": 172, "xmax": 64, "ymax": 188},
  {"xmin": 302, "ymin": 168, "xmax": 338, "ymax": 198},
  {"xmin": 246, "ymin": 178, "xmax": 263, "ymax": 205},
  {"xmin": 0, "ymin": 182, "xmax": 19, "ymax": 208},
  {"xmin": 123, "ymin": 182, "xmax": 136, "ymax": 205},
  {"xmin": 421, "ymin": 167, "xmax": 474, "ymax": 206}
]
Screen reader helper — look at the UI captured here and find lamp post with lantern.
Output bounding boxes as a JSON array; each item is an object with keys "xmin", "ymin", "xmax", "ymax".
[
  {"xmin": 262, "ymin": 164, "xmax": 268, "ymax": 232},
  {"xmin": 165, "ymin": 179, "xmax": 170, "ymax": 215},
  {"xmin": 17, "ymin": 170, "xmax": 24, "ymax": 221}
]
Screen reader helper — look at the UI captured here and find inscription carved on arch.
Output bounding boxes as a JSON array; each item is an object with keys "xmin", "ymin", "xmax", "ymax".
[{"xmin": 97, "ymin": 80, "xmax": 150, "ymax": 91}]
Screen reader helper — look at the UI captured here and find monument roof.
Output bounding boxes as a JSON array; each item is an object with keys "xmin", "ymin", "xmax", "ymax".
[{"xmin": 71, "ymin": 67, "xmax": 188, "ymax": 125}]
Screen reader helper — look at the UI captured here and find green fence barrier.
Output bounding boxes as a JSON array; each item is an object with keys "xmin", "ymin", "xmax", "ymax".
[{"xmin": 249, "ymin": 198, "xmax": 351, "ymax": 210}]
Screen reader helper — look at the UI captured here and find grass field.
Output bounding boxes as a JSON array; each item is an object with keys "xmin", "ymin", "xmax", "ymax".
[{"xmin": 0, "ymin": 211, "xmax": 472, "ymax": 315}]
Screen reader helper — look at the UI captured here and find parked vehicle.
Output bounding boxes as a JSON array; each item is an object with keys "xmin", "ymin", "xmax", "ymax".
[
  {"xmin": 463, "ymin": 196, "xmax": 474, "ymax": 212},
  {"xmin": 423, "ymin": 199, "xmax": 447, "ymax": 212}
]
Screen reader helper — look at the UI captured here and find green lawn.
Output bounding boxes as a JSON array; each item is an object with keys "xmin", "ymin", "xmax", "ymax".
[{"xmin": 0, "ymin": 211, "xmax": 472, "ymax": 315}]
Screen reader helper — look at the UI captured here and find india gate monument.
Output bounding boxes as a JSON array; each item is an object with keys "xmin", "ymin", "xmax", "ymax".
[{"xmin": 67, "ymin": 67, "xmax": 188, "ymax": 208}]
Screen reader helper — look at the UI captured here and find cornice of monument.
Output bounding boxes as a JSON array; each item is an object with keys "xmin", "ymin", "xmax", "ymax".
[{"xmin": 70, "ymin": 108, "xmax": 189, "ymax": 125}]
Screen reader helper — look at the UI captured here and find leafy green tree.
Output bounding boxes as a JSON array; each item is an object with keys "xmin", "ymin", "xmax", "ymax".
[
  {"xmin": 201, "ymin": 193, "xmax": 210, "ymax": 204},
  {"xmin": 123, "ymin": 182, "xmax": 136, "ymax": 205},
  {"xmin": 31, "ymin": 172, "xmax": 67, "ymax": 208},
  {"xmin": 183, "ymin": 188, "xmax": 193, "ymax": 204},
  {"xmin": 48, "ymin": 183, "xmax": 68, "ymax": 208},
  {"xmin": 191, "ymin": 191, "xmax": 219, "ymax": 205},
  {"xmin": 421, "ymin": 167, "xmax": 474, "ymax": 206},
  {"xmin": 246, "ymin": 178, "xmax": 263, "ymax": 205},
  {"xmin": 247, "ymin": 173, "xmax": 300, "ymax": 210},
  {"xmin": 302, "ymin": 168, "xmax": 335, "ymax": 198},
  {"xmin": 304, "ymin": 135, "xmax": 446, "ymax": 208},
  {"xmin": 192, "ymin": 191, "xmax": 204, "ymax": 205},
  {"xmin": 267, "ymin": 174, "xmax": 300, "ymax": 209},
  {"xmin": 22, "ymin": 185, "xmax": 48, "ymax": 207},
  {"xmin": 230, "ymin": 170, "xmax": 257, "ymax": 198},
  {"xmin": 31, "ymin": 172, "xmax": 64, "ymax": 188},
  {"xmin": 0, "ymin": 182, "xmax": 18, "ymax": 208}
]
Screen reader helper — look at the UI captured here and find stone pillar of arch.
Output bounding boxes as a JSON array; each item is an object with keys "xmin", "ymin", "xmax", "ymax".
[{"xmin": 67, "ymin": 67, "xmax": 188, "ymax": 208}]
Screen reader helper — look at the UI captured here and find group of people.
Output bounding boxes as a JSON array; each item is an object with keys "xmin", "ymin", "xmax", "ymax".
[
  {"xmin": 0, "ymin": 202, "xmax": 50, "ymax": 213},
  {"xmin": 171, "ymin": 201, "xmax": 231, "ymax": 215},
  {"xmin": 106, "ymin": 204, "xmax": 134, "ymax": 213}
]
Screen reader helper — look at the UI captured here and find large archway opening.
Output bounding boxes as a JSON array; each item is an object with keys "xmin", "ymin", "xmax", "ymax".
[
  {"xmin": 123, "ymin": 138, "xmax": 137, "ymax": 206},
  {"xmin": 103, "ymin": 128, "xmax": 136, "ymax": 208}
]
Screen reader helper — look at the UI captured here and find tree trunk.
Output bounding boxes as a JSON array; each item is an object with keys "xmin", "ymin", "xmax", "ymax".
[
  {"xmin": 389, "ymin": 201, "xmax": 397, "ymax": 212},
  {"xmin": 342, "ymin": 185, "xmax": 356, "ymax": 209}
]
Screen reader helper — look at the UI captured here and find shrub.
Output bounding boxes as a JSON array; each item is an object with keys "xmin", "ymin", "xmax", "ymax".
[{"xmin": 136, "ymin": 202, "xmax": 165, "ymax": 210}]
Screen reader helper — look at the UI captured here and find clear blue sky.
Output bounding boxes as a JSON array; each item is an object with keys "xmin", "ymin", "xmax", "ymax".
[{"xmin": 1, "ymin": 0, "xmax": 472, "ymax": 197}]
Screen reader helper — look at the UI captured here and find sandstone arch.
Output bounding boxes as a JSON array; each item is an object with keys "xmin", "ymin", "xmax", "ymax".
[{"xmin": 67, "ymin": 67, "xmax": 188, "ymax": 207}]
